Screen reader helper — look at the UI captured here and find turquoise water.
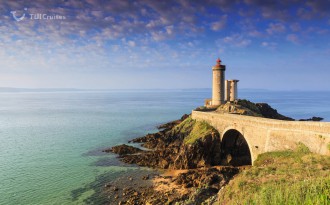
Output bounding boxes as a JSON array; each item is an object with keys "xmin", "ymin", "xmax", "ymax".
[{"xmin": 0, "ymin": 90, "xmax": 329, "ymax": 205}]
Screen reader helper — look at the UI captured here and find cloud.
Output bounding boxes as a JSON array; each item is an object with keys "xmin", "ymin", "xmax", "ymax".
[
  {"xmin": 165, "ymin": 25, "xmax": 174, "ymax": 35},
  {"xmin": 304, "ymin": 26, "xmax": 329, "ymax": 36},
  {"xmin": 266, "ymin": 22, "xmax": 286, "ymax": 34},
  {"xmin": 261, "ymin": 41, "xmax": 277, "ymax": 50},
  {"xmin": 146, "ymin": 18, "xmax": 169, "ymax": 29},
  {"xmin": 243, "ymin": 0, "xmax": 330, "ymax": 21},
  {"xmin": 243, "ymin": 0, "xmax": 296, "ymax": 20},
  {"xmin": 248, "ymin": 30, "xmax": 263, "ymax": 37},
  {"xmin": 0, "ymin": 1, "xmax": 330, "ymax": 90},
  {"xmin": 306, "ymin": 0, "xmax": 330, "ymax": 13},
  {"xmin": 127, "ymin": 40, "xmax": 136, "ymax": 47},
  {"xmin": 207, "ymin": 0, "xmax": 237, "ymax": 9},
  {"xmin": 0, "ymin": 0, "xmax": 208, "ymax": 48},
  {"xmin": 297, "ymin": 0, "xmax": 330, "ymax": 19},
  {"xmin": 150, "ymin": 31, "xmax": 169, "ymax": 41},
  {"xmin": 286, "ymin": 34, "xmax": 299, "ymax": 44},
  {"xmin": 210, "ymin": 15, "xmax": 227, "ymax": 31},
  {"xmin": 237, "ymin": 18, "xmax": 265, "ymax": 37},
  {"xmin": 290, "ymin": 23, "xmax": 301, "ymax": 32},
  {"xmin": 222, "ymin": 34, "xmax": 251, "ymax": 47},
  {"xmin": 1, "ymin": 0, "xmax": 329, "ymax": 48},
  {"xmin": 297, "ymin": 7, "xmax": 313, "ymax": 19}
]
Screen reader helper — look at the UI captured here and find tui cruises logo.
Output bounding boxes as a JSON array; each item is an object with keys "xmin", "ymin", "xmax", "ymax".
[
  {"xmin": 10, "ymin": 8, "xmax": 27, "ymax": 22},
  {"xmin": 10, "ymin": 8, "xmax": 66, "ymax": 22}
]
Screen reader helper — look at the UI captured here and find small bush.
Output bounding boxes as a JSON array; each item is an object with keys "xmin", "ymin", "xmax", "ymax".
[{"xmin": 296, "ymin": 142, "xmax": 311, "ymax": 154}]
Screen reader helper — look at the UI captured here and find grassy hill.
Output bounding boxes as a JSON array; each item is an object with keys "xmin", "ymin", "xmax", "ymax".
[{"xmin": 215, "ymin": 143, "xmax": 330, "ymax": 205}]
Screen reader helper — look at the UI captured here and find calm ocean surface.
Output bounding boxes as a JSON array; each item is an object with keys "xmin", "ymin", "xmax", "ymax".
[{"xmin": 0, "ymin": 89, "xmax": 329, "ymax": 205}]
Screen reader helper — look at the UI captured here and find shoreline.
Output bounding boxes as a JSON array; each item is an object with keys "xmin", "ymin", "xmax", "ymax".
[
  {"xmin": 102, "ymin": 165, "xmax": 244, "ymax": 204},
  {"xmin": 99, "ymin": 100, "xmax": 327, "ymax": 204},
  {"xmin": 100, "ymin": 114, "xmax": 242, "ymax": 204}
]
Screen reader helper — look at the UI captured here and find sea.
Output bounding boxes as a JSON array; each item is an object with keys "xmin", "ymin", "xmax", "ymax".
[{"xmin": 0, "ymin": 89, "xmax": 329, "ymax": 205}]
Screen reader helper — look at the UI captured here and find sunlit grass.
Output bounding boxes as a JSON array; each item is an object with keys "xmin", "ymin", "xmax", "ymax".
[
  {"xmin": 170, "ymin": 117, "xmax": 218, "ymax": 145},
  {"xmin": 217, "ymin": 143, "xmax": 330, "ymax": 205},
  {"xmin": 184, "ymin": 120, "xmax": 216, "ymax": 144}
]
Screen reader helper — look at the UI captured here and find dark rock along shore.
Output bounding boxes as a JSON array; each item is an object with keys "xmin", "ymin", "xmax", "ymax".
[
  {"xmin": 101, "ymin": 101, "xmax": 323, "ymax": 204},
  {"xmin": 102, "ymin": 113, "xmax": 239, "ymax": 204},
  {"xmin": 121, "ymin": 114, "xmax": 224, "ymax": 169}
]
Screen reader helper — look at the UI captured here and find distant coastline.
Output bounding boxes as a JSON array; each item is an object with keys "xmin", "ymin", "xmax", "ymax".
[{"xmin": 0, "ymin": 87, "xmax": 86, "ymax": 92}]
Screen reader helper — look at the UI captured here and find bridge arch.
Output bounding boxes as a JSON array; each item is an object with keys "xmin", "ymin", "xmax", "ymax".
[
  {"xmin": 221, "ymin": 127, "xmax": 253, "ymax": 166},
  {"xmin": 192, "ymin": 111, "xmax": 330, "ymax": 165}
]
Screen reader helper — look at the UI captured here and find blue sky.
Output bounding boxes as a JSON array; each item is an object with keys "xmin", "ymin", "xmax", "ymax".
[{"xmin": 1, "ymin": 0, "xmax": 330, "ymax": 90}]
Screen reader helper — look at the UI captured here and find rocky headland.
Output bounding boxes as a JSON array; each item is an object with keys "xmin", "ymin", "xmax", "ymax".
[
  {"xmin": 102, "ymin": 114, "xmax": 240, "ymax": 204},
  {"xmin": 101, "ymin": 100, "xmax": 326, "ymax": 204}
]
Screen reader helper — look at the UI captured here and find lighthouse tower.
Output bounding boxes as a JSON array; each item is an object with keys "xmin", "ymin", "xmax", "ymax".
[{"xmin": 212, "ymin": 58, "xmax": 226, "ymax": 106}]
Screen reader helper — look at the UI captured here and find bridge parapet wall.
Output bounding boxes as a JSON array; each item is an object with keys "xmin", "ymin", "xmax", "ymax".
[{"xmin": 192, "ymin": 110, "xmax": 330, "ymax": 163}]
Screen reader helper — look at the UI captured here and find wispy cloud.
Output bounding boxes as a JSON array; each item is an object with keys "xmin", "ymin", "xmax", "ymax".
[
  {"xmin": 221, "ymin": 34, "xmax": 252, "ymax": 47},
  {"xmin": 0, "ymin": 0, "xmax": 330, "ymax": 89},
  {"xmin": 266, "ymin": 22, "xmax": 286, "ymax": 34},
  {"xmin": 210, "ymin": 15, "xmax": 227, "ymax": 31},
  {"xmin": 286, "ymin": 34, "xmax": 299, "ymax": 44}
]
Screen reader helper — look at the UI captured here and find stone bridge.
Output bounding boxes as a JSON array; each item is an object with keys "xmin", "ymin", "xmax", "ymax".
[{"xmin": 192, "ymin": 110, "xmax": 330, "ymax": 165}]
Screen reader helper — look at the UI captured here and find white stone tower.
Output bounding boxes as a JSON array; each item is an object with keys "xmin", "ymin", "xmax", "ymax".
[{"xmin": 212, "ymin": 58, "xmax": 226, "ymax": 106}]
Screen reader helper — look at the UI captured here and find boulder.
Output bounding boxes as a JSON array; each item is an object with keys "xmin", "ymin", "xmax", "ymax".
[
  {"xmin": 103, "ymin": 144, "xmax": 142, "ymax": 156},
  {"xmin": 299, "ymin": 116, "xmax": 323, "ymax": 121}
]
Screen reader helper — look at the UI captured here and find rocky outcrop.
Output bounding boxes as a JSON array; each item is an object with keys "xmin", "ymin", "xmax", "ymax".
[
  {"xmin": 103, "ymin": 144, "xmax": 142, "ymax": 156},
  {"xmin": 105, "ymin": 101, "xmax": 300, "ymax": 180},
  {"xmin": 216, "ymin": 100, "xmax": 262, "ymax": 117},
  {"xmin": 299, "ymin": 116, "xmax": 324, "ymax": 121},
  {"xmin": 172, "ymin": 133, "xmax": 222, "ymax": 169},
  {"xmin": 103, "ymin": 167, "xmax": 240, "ymax": 205},
  {"xmin": 101, "ymin": 100, "xmax": 325, "ymax": 204},
  {"xmin": 102, "ymin": 115, "xmax": 245, "ymax": 204},
  {"xmin": 108, "ymin": 115, "xmax": 222, "ymax": 169},
  {"xmin": 255, "ymin": 103, "xmax": 294, "ymax": 121},
  {"xmin": 174, "ymin": 167, "xmax": 239, "ymax": 203},
  {"xmin": 214, "ymin": 99, "xmax": 295, "ymax": 121},
  {"xmin": 175, "ymin": 167, "xmax": 239, "ymax": 189}
]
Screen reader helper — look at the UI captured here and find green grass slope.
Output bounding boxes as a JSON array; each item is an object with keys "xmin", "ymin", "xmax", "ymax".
[
  {"xmin": 171, "ymin": 117, "xmax": 218, "ymax": 145},
  {"xmin": 216, "ymin": 143, "xmax": 330, "ymax": 205}
]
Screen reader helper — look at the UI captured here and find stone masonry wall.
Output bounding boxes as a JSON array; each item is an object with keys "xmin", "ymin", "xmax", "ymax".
[{"xmin": 192, "ymin": 111, "xmax": 330, "ymax": 164}]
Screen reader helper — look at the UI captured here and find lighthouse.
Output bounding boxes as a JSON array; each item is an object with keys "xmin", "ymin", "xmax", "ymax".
[
  {"xmin": 204, "ymin": 57, "xmax": 239, "ymax": 107},
  {"xmin": 212, "ymin": 58, "xmax": 226, "ymax": 106}
]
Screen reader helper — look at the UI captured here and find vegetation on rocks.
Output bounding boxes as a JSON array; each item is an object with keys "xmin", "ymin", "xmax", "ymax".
[
  {"xmin": 216, "ymin": 143, "xmax": 330, "ymax": 205},
  {"xmin": 104, "ymin": 112, "xmax": 328, "ymax": 204},
  {"xmin": 102, "ymin": 115, "xmax": 231, "ymax": 204},
  {"xmin": 182, "ymin": 118, "xmax": 217, "ymax": 145},
  {"xmin": 112, "ymin": 116, "xmax": 222, "ymax": 169},
  {"xmin": 172, "ymin": 117, "xmax": 195, "ymax": 135}
]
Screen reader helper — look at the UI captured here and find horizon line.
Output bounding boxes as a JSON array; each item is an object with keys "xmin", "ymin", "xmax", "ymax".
[{"xmin": 0, "ymin": 87, "xmax": 330, "ymax": 92}]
